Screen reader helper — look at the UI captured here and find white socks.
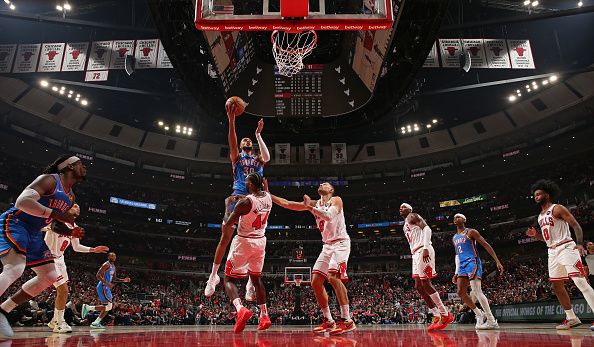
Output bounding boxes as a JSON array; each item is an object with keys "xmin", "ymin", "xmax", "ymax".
[
  {"xmin": 232, "ymin": 298, "xmax": 243, "ymax": 312},
  {"xmin": 0, "ymin": 298, "xmax": 17, "ymax": 313},
  {"xmin": 340, "ymin": 304, "xmax": 350, "ymax": 320},
  {"xmin": 472, "ymin": 307, "xmax": 483, "ymax": 317},
  {"xmin": 471, "ymin": 280, "xmax": 495, "ymax": 321},
  {"xmin": 259, "ymin": 304, "xmax": 268, "ymax": 317},
  {"xmin": 565, "ymin": 309, "xmax": 577, "ymax": 320},
  {"xmin": 429, "ymin": 292, "xmax": 448, "ymax": 315},
  {"xmin": 210, "ymin": 263, "xmax": 220, "ymax": 279},
  {"xmin": 430, "ymin": 307, "xmax": 440, "ymax": 317},
  {"xmin": 321, "ymin": 306, "xmax": 333, "ymax": 322},
  {"xmin": 93, "ymin": 316, "xmax": 102, "ymax": 324},
  {"xmin": 87, "ymin": 305, "xmax": 96, "ymax": 311},
  {"xmin": 54, "ymin": 309, "xmax": 65, "ymax": 323}
]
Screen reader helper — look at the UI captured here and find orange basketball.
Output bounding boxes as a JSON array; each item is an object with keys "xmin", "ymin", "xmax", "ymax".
[{"xmin": 225, "ymin": 96, "xmax": 246, "ymax": 117}]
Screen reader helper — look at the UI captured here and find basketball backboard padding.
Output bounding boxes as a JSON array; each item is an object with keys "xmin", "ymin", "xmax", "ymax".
[{"xmin": 281, "ymin": 0, "xmax": 309, "ymax": 18}]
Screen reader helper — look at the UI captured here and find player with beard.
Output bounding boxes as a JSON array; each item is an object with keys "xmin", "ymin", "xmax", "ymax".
[
  {"xmin": 0, "ymin": 155, "xmax": 86, "ymax": 337},
  {"xmin": 526, "ymin": 179, "xmax": 594, "ymax": 331}
]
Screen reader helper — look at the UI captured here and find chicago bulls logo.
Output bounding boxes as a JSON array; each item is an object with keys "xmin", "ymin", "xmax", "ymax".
[
  {"xmin": 0, "ymin": 52, "xmax": 8, "ymax": 61},
  {"xmin": 490, "ymin": 47, "xmax": 503, "ymax": 56},
  {"xmin": 71, "ymin": 50, "xmax": 81, "ymax": 59},
  {"xmin": 467, "ymin": 47, "xmax": 480, "ymax": 56},
  {"xmin": 514, "ymin": 47, "xmax": 526, "ymax": 57},
  {"xmin": 141, "ymin": 47, "xmax": 152, "ymax": 57},
  {"xmin": 118, "ymin": 47, "xmax": 129, "ymax": 57},
  {"xmin": 23, "ymin": 51, "xmax": 34, "ymax": 61},
  {"xmin": 445, "ymin": 47, "xmax": 457, "ymax": 56},
  {"xmin": 336, "ymin": 147, "xmax": 342, "ymax": 153},
  {"xmin": 96, "ymin": 48, "xmax": 106, "ymax": 58},
  {"xmin": 47, "ymin": 51, "xmax": 58, "ymax": 60}
]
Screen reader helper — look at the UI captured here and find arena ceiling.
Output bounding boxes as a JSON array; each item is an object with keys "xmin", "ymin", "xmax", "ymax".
[{"xmin": 1, "ymin": 0, "xmax": 593, "ymax": 144}]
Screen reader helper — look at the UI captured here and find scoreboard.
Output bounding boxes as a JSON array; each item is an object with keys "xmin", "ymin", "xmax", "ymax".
[{"xmin": 274, "ymin": 64, "xmax": 323, "ymax": 117}]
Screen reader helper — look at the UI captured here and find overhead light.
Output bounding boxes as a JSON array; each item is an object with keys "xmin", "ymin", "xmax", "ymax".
[
  {"xmin": 164, "ymin": 126, "xmax": 169, "ymax": 131},
  {"xmin": 525, "ymin": 85, "xmax": 530, "ymax": 89},
  {"xmin": 76, "ymin": 94, "xmax": 80, "ymax": 98},
  {"xmin": 4, "ymin": 0, "xmax": 10, "ymax": 4},
  {"xmin": 426, "ymin": 124, "xmax": 432, "ymax": 128},
  {"xmin": 9, "ymin": 3, "xmax": 14, "ymax": 10},
  {"xmin": 578, "ymin": 1, "xmax": 584, "ymax": 7},
  {"xmin": 67, "ymin": 94, "xmax": 72, "ymax": 98},
  {"xmin": 40, "ymin": 80, "xmax": 49, "ymax": 87},
  {"xmin": 518, "ymin": 93, "xmax": 522, "ymax": 97},
  {"xmin": 59, "ymin": 90, "xmax": 64, "ymax": 95},
  {"xmin": 413, "ymin": 123, "xmax": 418, "ymax": 127},
  {"xmin": 75, "ymin": 98, "xmax": 79, "ymax": 101},
  {"xmin": 56, "ymin": 5, "xmax": 63, "ymax": 11},
  {"xmin": 516, "ymin": 89, "xmax": 520, "ymax": 93},
  {"xmin": 60, "ymin": 86, "xmax": 65, "ymax": 90},
  {"xmin": 549, "ymin": 75, "xmax": 558, "ymax": 82},
  {"xmin": 407, "ymin": 129, "xmax": 411, "ymax": 133},
  {"xmin": 189, "ymin": 128, "xmax": 193, "ymax": 132},
  {"xmin": 432, "ymin": 119, "xmax": 437, "ymax": 124},
  {"xmin": 407, "ymin": 125, "xmax": 411, "ymax": 130},
  {"xmin": 69, "ymin": 90, "xmax": 73, "ymax": 94},
  {"xmin": 81, "ymin": 99, "xmax": 88, "ymax": 106},
  {"xmin": 531, "ymin": 81, "xmax": 537, "ymax": 86},
  {"xmin": 523, "ymin": 0, "xmax": 530, "ymax": 5},
  {"xmin": 401, "ymin": 127, "xmax": 405, "ymax": 131},
  {"xmin": 175, "ymin": 128, "xmax": 181, "ymax": 133},
  {"xmin": 52, "ymin": 86, "xmax": 58, "ymax": 91},
  {"xmin": 508, "ymin": 95, "xmax": 517, "ymax": 102},
  {"xmin": 527, "ymin": 88, "xmax": 531, "ymax": 92},
  {"xmin": 532, "ymin": 1, "xmax": 539, "ymax": 6},
  {"xmin": 63, "ymin": 3, "xmax": 71, "ymax": 10},
  {"xmin": 533, "ymin": 85, "xmax": 538, "ymax": 90},
  {"xmin": 401, "ymin": 130, "xmax": 406, "ymax": 134},
  {"xmin": 158, "ymin": 121, "xmax": 164, "ymax": 126},
  {"xmin": 542, "ymin": 80, "xmax": 549, "ymax": 85}
]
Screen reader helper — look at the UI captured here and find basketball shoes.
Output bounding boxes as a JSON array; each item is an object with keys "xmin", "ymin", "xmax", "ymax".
[
  {"xmin": 434, "ymin": 312, "xmax": 455, "ymax": 330},
  {"xmin": 329, "ymin": 319, "xmax": 356, "ymax": 335},
  {"xmin": 477, "ymin": 319, "xmax": 499, "ymax": 330},
  {"xmin": 204, "ymin": 274, "xmax": 220, "ymax": 298},
  {"xmin": 313, "ymin": 318, "xmax": 336, "ymax": 333},
  {"xmin": 234, "ymin": 307, "xmax": 253, "ymax": 333},
  {"xmin": 427, "ymin": 315, "xmax": 441, "ymax": 331},
  {"xmin": 257, "ymin": 315, "xmax": 272, "ymax": 331},
  {"xmin": 556, "ymin": 318, "xmax": 581, "ymax": 330}
]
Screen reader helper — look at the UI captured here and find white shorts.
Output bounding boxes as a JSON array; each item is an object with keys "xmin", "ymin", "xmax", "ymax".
[
  {"xmin": 53, "ymin": 256, "xmax": 69, "ymax": 287},
  {"xmin": 312, "ymin": 239, "xmax": 350, "ymax": 282},
  {"xmin": 225, "ymin": 235, "xmax": 266, "ymax": 278},
  {"xmin": 412, "ymin": 245, "xmax": 437, "ymax": 280},
  {"xmin": 548, "ymin": 242, "xmax": 586, "ymax": 281}
]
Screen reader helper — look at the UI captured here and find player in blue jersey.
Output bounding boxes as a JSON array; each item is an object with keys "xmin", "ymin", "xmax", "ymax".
[
  {"xmin": 451, "ymin": 213, "xmax": 504, "ymax": 330},
  {"xmin": 82, "ymin": 252, "xmax": 130, "ymax": 329},
  {"xmin": 0, "ymin": 155, "xmax": 86, "ymax": 337}
]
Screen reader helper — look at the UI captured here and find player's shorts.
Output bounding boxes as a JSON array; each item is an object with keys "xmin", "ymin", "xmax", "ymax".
[
  {"xmin": 456, "ymin": 257, "xmax": 483, "ymax": 280},
  {"xmin": 0, "ymin": 211, "xmax": 54, "ymax": 268},
  {"xmin": 313, "ymin": 239, "xmax": 350, "ymax": 282},
  {"xmin": 412, "ymin": 245, "xmax": 437, "ymax": 280},
  {"xmin": 52, "ymin": 256, "xmax": 69, "ymax": 287},
  {"xmin": 96, "ymin": 283, "xmax": 113, "ymax": 303},
  {"xmin": 548, "ymin": 241, "xmax": 586, "ymax": 281},
  {"xmin": 225, "ymin": 235, "xmax": 266, "ymax": 278}
]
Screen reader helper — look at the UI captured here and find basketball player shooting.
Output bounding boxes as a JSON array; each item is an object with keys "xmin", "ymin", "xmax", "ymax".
[
  {"xmin": 526, "ymin": 179, "xmax": 594, "ymax": 331},
  {"xmin": 399, "ymin": 203, "xmax": 453, "ymax": 331}
]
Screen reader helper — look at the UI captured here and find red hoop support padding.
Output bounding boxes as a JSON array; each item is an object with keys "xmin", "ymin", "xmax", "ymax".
[{"xmin": 281, "ymin": 0, "xmax": 309, "ymax": 18}]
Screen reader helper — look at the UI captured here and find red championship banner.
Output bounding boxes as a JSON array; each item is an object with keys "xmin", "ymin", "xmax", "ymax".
[
  {"xmin": 134, "ymin": 39, "xmax": 159, "ymax": 69},
  {"xmin": 0, "ymin": 44, "xmax": 17, "ymax": 73},
  {"xmin": 462, "ymin": 39, "xmax": 487, "ymax": 69},
  {"xmin": 507, "ymin": 39, "xmax": 535, "ymax": 69},
  {"xmin": 157, "ymin": 41, "xmax": 173, "ymax": 69},
  {"xmin": 61, "ymin": 42, "xmax": 89, "ymax": 71},
  {"xmin": 38, "ymin": 43, "xmax": 65, "ymax": 72},
  {"xmin": 438, "ymin": 39, "xmax": 462, "ymax": 68},
  {"xmin": 88, "ymin": 41, "xmax": 113, "ymax": 71},
  {"xmin": 422, "ymin": 42, "xmax": 439, "ymax": 68},
  {"xmin": 109, "ymin": 40, "xmax": 135, "ymax": 69},
  {"xmin": 484, "ymin": 39, "xmax": 511, "ymax": 69},
  {"xmin": 12, "ymin": 44, "xmax": 41, "ymax": 73}
]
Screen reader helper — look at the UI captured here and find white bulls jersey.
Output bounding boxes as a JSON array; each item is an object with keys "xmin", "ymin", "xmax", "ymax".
[
  {"xmin": 538, "ymin": 204, "xmax": 572, "ymax": 248},
  {"xmin": 43, "ymin": 222, "xmax": 77, "ymax": 257},
  {"xmin": 237, "ymin": 191, "xmax": 272, "ymax": 238},
  {"xmin": 313, "ymin": 198, "xmax": 349, "ymax": 244},
  {"xmin": 404, "ymin": 215, "xmax": 431, "ymax": 253}
]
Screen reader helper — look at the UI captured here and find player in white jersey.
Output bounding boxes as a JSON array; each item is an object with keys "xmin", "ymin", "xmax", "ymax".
[
  {"xmin": 526, "ymin": 179, "xmax": 594, "ymax": 331},
  {"xmin": 399, "ymin": 203, "xmax": 453, "ymax": 331},
  {"xmin": 272, "ymin": 182, "xmax": 355, "ymax": 335},
  {"xmin": 43, "ymin": 204, "xmax": 109, "ymax": 333},
  {"xmin": 205, "ymin": 173, "xmax": 272, "ymax": 333}
]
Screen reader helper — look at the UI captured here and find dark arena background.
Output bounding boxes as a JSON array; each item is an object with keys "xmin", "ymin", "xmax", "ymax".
[{"xmin": 0, "ymin": 0, "xmax": 593, "ymax": 346}]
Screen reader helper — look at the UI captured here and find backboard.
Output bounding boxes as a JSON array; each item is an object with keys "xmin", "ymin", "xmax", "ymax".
[
  {"xmin": 284, "ymin": 266, "xmax": 312, "ymax": 285},
  {"xmin": 195, "ymin": 0, "xmax": 394, "ymax": 32}
]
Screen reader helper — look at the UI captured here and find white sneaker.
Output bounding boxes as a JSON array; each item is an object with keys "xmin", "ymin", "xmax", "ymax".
[
  {"xmin": 477, "ymin": 320, "xmax": 499, "ymax": 330},
  {"xmin": 204, "ymin": 275, "xmax": 220, "ymax": 298},
  {"xmin": 245, "ymin": 279, "xmax": 256, "ymax": 302},
  {"xmin": 556, "ymin": 318, "xmax": 581, "ymax": 330},
  {"xmin": 48, "ymin": 319, "xmax": 56, "ymax": 329},
  {"xmin": 53, "ymin": 321, "xmax": 72, "ymax": 333},
  {"xmin": 475, "ymin": 312, "xmax": 487, "ymax": 329},
  {"xmin": 0, "ymin": 310, "xmax": 14, "ymax": 337}
]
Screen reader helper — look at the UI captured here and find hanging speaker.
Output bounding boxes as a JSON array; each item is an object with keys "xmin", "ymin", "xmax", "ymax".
[
  {"xmin": 124, "ymin": 54, "xmax": 135, "ymax": 76},
  {"xmin": 459, "ymin": 52, "xmax": 471, "ymax": 73}
]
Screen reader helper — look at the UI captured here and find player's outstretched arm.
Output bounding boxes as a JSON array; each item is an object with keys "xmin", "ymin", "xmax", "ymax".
[
  {"xmin": 271, "ymin": 194, "xmax": 309, "ymax": 211},
  {"xmin": 554, "ymin": 204, "xmax": 585, "ymax": 255},
  {"xmin": 468, "ymin": 229, "xmax": 505, "ymax": 274},
  {"xmin": 214, "ymin": 198, "xmax": 251, "ymax": 265},
  {"xmin": 255, "ymin": 118, "xmax": 270, "ymax": 164},
  {"xmin": 227, "ymin": 110, "xmax": 239, "ymax": 163},
  {"xmin": 305, "ymin": 196, "xmax": 343, "ymax": 221},
  {"xmin": 71, "ymin": 238, "xmax": 109, "ymax": 254}
]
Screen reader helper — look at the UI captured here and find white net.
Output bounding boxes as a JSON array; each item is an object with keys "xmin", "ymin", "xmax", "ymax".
[{"xmin": 271, "ymin": 30, "xmax": 318, "ymax": 77}]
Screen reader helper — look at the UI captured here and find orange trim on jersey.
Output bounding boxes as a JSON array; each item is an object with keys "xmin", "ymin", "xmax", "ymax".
[
  {"xmin": 0, "ymin": 248, "xmax": 10, "ymax": 256},
  {"xmin": 4, "ymin": 214, "xmax": 26, "ymax": 253},
  {"xmin": 102, "ymin": 286, "xmax": 113, "ymax": 303},
  {"xmin": 27, "ymin": 258, "xmax": 55, "ymax": 268}
]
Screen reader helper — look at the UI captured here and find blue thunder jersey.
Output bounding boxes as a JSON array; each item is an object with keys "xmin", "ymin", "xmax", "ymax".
[
  {"xmin": 104, "ymin": 262, "xmax": 115, "ymax": 283},
  {"xmin": 453, "ymin": 228, "xmax": 483, "ymax": 279},
  {"xmin": 5, "ymin": 174, "xmax": 74, "ymax": 231},
  {"xmin": 232, "ymin": 152, "xmax": 264, "ymax": 196}
]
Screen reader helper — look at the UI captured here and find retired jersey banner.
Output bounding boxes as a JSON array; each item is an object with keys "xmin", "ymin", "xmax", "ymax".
[
  {"xmin": 12, "ymin": 44, "xmax": 41, "ymax": 73},
  {"xmin": 157, "ymin": 41, "xmax": 173, "ymax": 69},
  {"xmin": 331, "ymin": 143, "xmax": 347, "ymax": 164},
  {"xmin": 275, "ymin": 143, "xmax": 291, "ymax": 165},
  {"xmin": 304, "ymin": 143, "xmax": 320, "ymax": 164},
  {"xmin": 422, "ymin": 42, "xmax": 439, "ymax": 68},
  {"xmin": 109, "ymin": 40, "xmax": 135, "ymax": 69},
  {"xmin": 507, "ymin": 39, "xmax": 535, "ymax": 69},
  {"xmin": 438, "ymin": 39, "xmax": 462, "ymax": 68},
  {"xmin": 61, "ymin": 42, "xmax": 89, "ymax": 71},
  {"xmin": 0, "ymin": 44, "xmax": 17, "ymax": 73},
  {"xmin": 484, "ymin": 39, "xmax": 511, "ymax": 69},
  {"xmin": 88, "ymin": 41, "xmax": 113, "ymax": 71},
  {"xmin": 134, "ymin": 39, "xmax": 159, "ymax": 69},
  {"xmin": 462, "ymin": 39, "xmax": 488, "ymax": 69},
  {"xmin": 37, "ymin": 43, "xmax": 65, "ymax": 72}
]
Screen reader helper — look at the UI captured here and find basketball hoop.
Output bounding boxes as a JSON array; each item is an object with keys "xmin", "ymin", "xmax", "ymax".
[
  {"xmin": 271, "ymin": 30, "xmax": 318, "ymax": 77},
  {"xmin": 294, "ymin": 278, "xmax": 303, "ymax": 287}
]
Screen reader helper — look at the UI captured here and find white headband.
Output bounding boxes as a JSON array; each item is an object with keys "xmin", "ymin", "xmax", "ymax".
[
  {"xmin": 57, "ymin": 156, "xmax": 81, "ymax": 171},
  {"xmin": 454, "ymin": 213, "xmax": 466, "ymax": 221},
  {"xmin": 401, "ymin": 203, "xmax": 413, "ymax": 211}
]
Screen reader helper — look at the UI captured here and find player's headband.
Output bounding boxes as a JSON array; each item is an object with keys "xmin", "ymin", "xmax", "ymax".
[
  {"xmin": 57, "ymin": 156, "xmax": 81, "ymax": 171},
  {"xmin": 454, "ymin": 213, "xmax": 466, "ymax": 222},
  {"xmin": 400, "ymin": 203, "xmax": 413, "ymax": 211}
]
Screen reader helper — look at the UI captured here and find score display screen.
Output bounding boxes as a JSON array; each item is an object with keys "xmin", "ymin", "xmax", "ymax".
[{"xmin": 274, "ymin": 64, "xmax": 323, "ymax": 117}]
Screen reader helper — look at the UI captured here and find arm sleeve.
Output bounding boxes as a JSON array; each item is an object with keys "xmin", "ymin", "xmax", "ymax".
[
  {"xmin": 70, "ymin": 237, "xmax": 91, "ymax": 253},
  {"xmin": 255, "ymin": 133, "xmax": 270, "ymax": 163},
  {"xmin": 15, "ymin": 188, "xmax": 53, "ymax": 218},
  {"xmin": 455, "ymin": 255, "xmax": 460, "ymax": 273},
  {"xmin": 310, "ymin": 206, "xmax": 339, "ymax": 222},
  {"xmin": 422, "ymin": 225, "xmax": 432, "ymax": 249}
]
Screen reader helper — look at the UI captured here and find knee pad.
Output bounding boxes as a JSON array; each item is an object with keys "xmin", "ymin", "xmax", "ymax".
[
  {"xmin": 572, "ymin": 277, "xmax": 592, "ymax": 292},
  {"xmin": 105, "ymin": 303, "xmax": 113, "ymax": 311}
]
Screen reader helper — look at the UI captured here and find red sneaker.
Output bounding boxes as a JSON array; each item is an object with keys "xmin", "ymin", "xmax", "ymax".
[
  {"xmin": 234, "ymin": 307, "xmax": 253, "ymax": 333},
  {"xmin": 258, "ymin": 315, "xmax": 272, "ymax": 331},
  {"xmin": 434, "ymin": 312, "xmax": 455, "ymax": 330},
  {"xmin": 330, "ymin": 319, "xmax": 356, "ymax": 335},
  {"xmin": 313, "ymin": 319, "xmax": 336, "ymax": 333},
  {"xmin": 427, "ymin": 316, "xmax": 441, "ymax": 331}
]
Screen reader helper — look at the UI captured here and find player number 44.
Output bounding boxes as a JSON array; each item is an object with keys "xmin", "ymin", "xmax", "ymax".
[{"xmin": 252, "ymin": 211, "xmax": 270, "ymax": 229}]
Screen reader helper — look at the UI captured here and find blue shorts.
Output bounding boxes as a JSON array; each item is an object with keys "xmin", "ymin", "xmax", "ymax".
[
  {"xmin": 97, "ymin": 283, "xmax": 113, "ymax": 303},
  {"xmin": 457, "ymin": 258, "xmax": 482, "ymax": 280},
  {"xmin": 0, "ymin": 211, "xmax": 54, "ymax": 268}
]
